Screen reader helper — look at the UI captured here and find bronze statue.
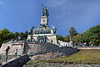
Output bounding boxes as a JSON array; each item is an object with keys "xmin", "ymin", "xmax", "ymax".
[
  {"xmin": 51, "ymin": 25, "xmax": 57, "ymax": 34},
  {"xmin": 29, "ymin": 26, "xmax": 35, "ymax": 34},
  {"xmin": 42, "ymin": 4, "xmax": 49, "ymax": 17}
]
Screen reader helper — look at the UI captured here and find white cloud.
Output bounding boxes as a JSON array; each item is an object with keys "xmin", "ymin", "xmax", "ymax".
[
  {"xmin": 44, "ymin": 0, "xmax": 66, "ymax": 7},
  {"xmin": 44, "ymin": 0, "xmax": 86, "ymax": 19}
]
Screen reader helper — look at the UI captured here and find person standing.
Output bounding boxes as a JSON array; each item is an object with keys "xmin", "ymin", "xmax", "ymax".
[
  {"xmin": 93, "ymin": 42, "xmax": 95, "ymax": 46},
  {"xmin": 15, "ymin": 49, "xmax": 18, "ymax": 57},
  {"xmin": 6, "ymin": 46, "xmax": 10, "ymax": 56}
]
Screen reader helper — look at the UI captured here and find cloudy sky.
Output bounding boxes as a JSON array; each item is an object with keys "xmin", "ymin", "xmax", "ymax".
[{"xmin": 0, "ymin": 0, "xmax": 100, "ymax": 36}]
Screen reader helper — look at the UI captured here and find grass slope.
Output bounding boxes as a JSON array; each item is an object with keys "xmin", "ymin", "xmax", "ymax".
[{"xmin": 45, "ymin": 49, "xmax": 100, "ymax": 64}]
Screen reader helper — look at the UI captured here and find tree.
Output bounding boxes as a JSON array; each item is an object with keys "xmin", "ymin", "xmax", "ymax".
[
  {"xmin": 0, "ymin": 28, "xmax": 15, "ymax": 47},
  {"xmin": 14, "ymin": 30, "xmax": 28, "ymax": 40},
  {"xmin": 69, "ymin": 26, "xmax": 78, "ymax": 37},
  {"xmin": 56, "ymin": 35, "xmax": 64, "ymax": 41},
  {"xmin": 19, "ymin": 32, "xmax": 25, "ymax": 40},
  {"xmin": 64, "ymin": 35, "xmax": 70, "ymax": 42},
  {"xmin": 72, "ymin": 34, "xmax": 82, "ymax": 43},
  {"xmin": 80, "ymin": 25, "xmax": 100, "ymax": 45},
  {"xmin": 14, "ymin": 32, "xmax": 19, "ymax": 39},
  {"xmin": 0, "ymin": 28, "xmax": 28, "ymax": 47}
]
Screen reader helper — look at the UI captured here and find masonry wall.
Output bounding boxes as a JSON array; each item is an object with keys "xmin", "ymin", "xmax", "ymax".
[
  {"xmin": 0, "ymin": 41, "xmax": 25, "ymax": 55},
  {"xmin": 25, "ymin": 42, "xmax": 59, "ymax": 55},
  {"xmin": 1, "ymin": 55, "xmax": 30, "ymax": 67}
]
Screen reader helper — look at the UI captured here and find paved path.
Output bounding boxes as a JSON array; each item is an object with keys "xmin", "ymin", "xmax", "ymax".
[
  {"xmin": 2, "ymin": 57, "xmax": 16, "ymax": 65},
  {"xmin": 77, "ymin": 47, "xmax": 100, "ymax": 49}
]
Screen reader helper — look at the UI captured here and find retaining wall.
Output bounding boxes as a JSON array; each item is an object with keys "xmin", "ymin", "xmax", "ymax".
[{"xmin": 1, "ymin": 55, "xmax": 30, "ymax": 67}]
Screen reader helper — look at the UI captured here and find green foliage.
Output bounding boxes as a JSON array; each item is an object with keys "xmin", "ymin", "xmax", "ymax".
[
  {"xmin": 56, "ymin": 35, "xmax": 64, "ymax": 41},
  {"xmin": 63, "ymin": 26, "xmax": 78, "ymax": 42},
  {"xmin": 72, "ymin": 34, "xmax": 82, "ymax": 43},
  {"xmin": 0, "ymin": 28, "xmax": 28, "ymax": 47},
  {"xmin": 19, "ymin": 32, "xmax": 25, "ymax": 40},
  {"xmin": 69, "ymin": 26, "xmax": 78, "ymax": 37},
  {"xmin": 80, "ymin": 25, "xmax": 100, "ymax": 44},
  {"xmin": 70, "ymin": 25, "xmax": 100, "ymax": 44},
  {"xmin": 14, "ymin": 31, "xmax": 28, "ymax": 40},
  {"xmin": 56, "ymin": 35, "xmax": 71, "ymax": 42},
  {"xmin": 0, "ymin": 28, "xmax": 15, "ymax": 47},
  {"xmin": 14, "ymin": 32, "xmax": 19, "ymax": 39},
  {"xmin": 64, "ymin": 35, "xmax": 70, "ymax": 42}
]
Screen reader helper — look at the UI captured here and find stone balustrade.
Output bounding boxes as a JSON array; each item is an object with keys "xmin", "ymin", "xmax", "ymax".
[{"xmin": 1, "ymin": 55, "xmax": 30, "ymax": 67}]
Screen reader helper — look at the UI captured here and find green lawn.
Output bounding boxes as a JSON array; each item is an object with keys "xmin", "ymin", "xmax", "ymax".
[{"xmin": 43, "ymin": 49, "xmax": 100, "ymax": 64}]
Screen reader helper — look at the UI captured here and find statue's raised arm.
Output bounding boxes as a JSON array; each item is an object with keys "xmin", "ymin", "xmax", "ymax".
[
  {"xmin": 51, "ymin": 25, "xmax": 57, "ymax": 34},
  {"xmin": 32, "ymin": 26, "xmax": 35, "ymax": 29}
]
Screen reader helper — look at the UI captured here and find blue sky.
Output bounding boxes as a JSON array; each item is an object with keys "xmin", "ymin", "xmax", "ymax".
[{"xmin": 0, "ymin": 0, "xmax": 100, "ymax": 36}]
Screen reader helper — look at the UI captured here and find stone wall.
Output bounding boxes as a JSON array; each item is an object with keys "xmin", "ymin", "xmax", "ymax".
[
  {"xmin": 30, "ymin": 47, "xmax": 78, "ymax": 60},
  {"xmin": 25, "ymin": 42, "xmax": 59, "ymax": 55},
  {"xmin": 0, "ymin": 41, "xmax": 77, "ymax": 56},
  {"xmin": 0, "ymin": 41, "xmax": 59, "ymax": 56},
  {"xmin": 1, "ymin": 55, "xmax": 30, "ymax": 67},
  {"xmin": 0, "ymin": 41, "xmax": 25, "ymax": 55}
]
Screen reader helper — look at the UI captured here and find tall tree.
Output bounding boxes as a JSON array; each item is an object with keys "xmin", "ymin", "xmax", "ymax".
[
  {"xmin": 80, "ymin": 25, "xmax": 100, "ymax": 45},
  {"xmin": 19, "ymin": 32, "xmax": 25, "ymax": 40},
  {"xmin": 56, "ymin": 35, "xmax": 64, "ymax": 41},
  {"xmin": 69, "ymin": 26, "xmax": 78, "ymax": 37},
  {"xmin": 72, "ymin": 34, "xmax": 82, "ymax": 43},
  {"xmin": 0, "ymin": 28, "xmax": 14, "ymax": 47},
  {"xmin": 14, "ymin": 32, "xmax": 19, "ymax": 39},
  {"xmin": 64, "ymin": 35, "xmax": 70, "ymax": 42}
]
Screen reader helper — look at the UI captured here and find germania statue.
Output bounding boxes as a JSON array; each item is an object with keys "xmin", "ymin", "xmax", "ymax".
[{"xmin": 42, "ymin": 4, "xmax": 49, "ymax": 17}]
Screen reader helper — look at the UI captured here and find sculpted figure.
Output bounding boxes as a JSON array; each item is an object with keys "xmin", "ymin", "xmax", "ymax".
[
  {"xmin": 42, "ymin": 4, "xmax": 49, "ymax": 17},
  {"xmin": 29, "ymin": 27, "xmax": 31, "ymax": 34},
  {"xmin": 29, "ymin": 26, "xmax": 35, "ymax": 34},
  {"xmin": 51, "ymin": 25, "xmax": 57, "ymax": 34}
]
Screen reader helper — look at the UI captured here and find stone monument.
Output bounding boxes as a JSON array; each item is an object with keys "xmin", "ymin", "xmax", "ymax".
[{"xmin": 27, "ymin": 5, "xmax": 57, "ymax": 44}]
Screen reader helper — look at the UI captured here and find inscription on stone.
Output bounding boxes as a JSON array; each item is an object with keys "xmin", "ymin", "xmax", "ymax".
[{"xmin": 35, "ymin": 30, "xmax": 51, "ymax": 34}]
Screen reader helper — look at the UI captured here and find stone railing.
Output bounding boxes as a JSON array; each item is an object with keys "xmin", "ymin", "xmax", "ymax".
[{"xmin": 1, "ymin": 55, "xmax": 30, "ymax": 67}]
